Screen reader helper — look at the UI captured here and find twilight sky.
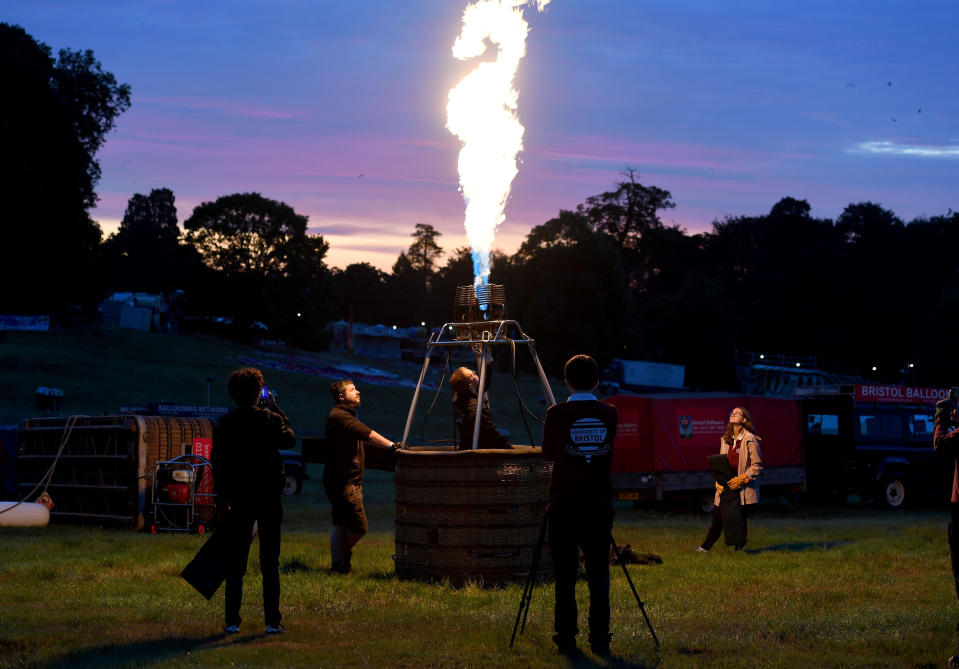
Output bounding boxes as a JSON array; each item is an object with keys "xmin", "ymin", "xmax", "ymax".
[{"xmin": 5, "ymin": 0, "xmax": 958, "ymax": 271}]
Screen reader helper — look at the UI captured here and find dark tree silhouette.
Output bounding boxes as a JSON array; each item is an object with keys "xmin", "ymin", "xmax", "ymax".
[
  {"xmin": 183, "ymin": 192, "xmax": 332, "ymax": 345},
  {"xmin": 119, "ymin": 188, "xmax": 179, "ymax": 246},
  {"xmin": 703, "ymin": 198, "xmax": 842, "ymax": 366},
  {"xmin": 277, "ymin": 233, "xmax": 334, "ymax": 350},
  {"xmin": 579, "ymin": 167, "xmax": 675, "ymax": 249},
  {"xmin": 184, "ymin": 192, "xmax": 310, "ymax": 276},
  {"xmin": 103, "ymin": 188, "xmax": 204, "ymax": 294},
  {"xmin": 577, "ymin": 168, "xmax": 677, "ymax": 298},
  {"xmin": 505, "ymin": 210, "xmax": 629, "ymax": 374},
  {"xmin": 0, "ymin": 23, "xmax": 131, "ymax": 313},
  {"xmin": 332, "ymin": 262, "xmax": 400, "ymax": 325},
  {"xmin": 389, "ymin": 223, "xmax": 446, "ymax": 324},
  {"xmin": 406, "ymin": 223, "xmax": 444, "ymax": 275},
  {"xmin": 639, "ymin": 273, "xmax": 737, "ymax": 390},
  {"xmin": 904, "ymin": 211, "xmax": 959, "ymax": 384}
]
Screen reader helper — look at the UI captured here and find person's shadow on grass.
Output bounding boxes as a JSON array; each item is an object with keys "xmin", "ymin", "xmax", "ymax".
[
  {"xmin": 557, "ymin": 649, "xmax": 660, "ymax": 668},
  {"xmin": 280, "ymin": 556, "xmax": 320, "ymax": 574},
  {"xmin": 40, "ymin": 633, "xmax": 237, "ymax": 668},
  {"xmin": 743, "ymin": 540, "xmax": 849, "ymax": 554}
]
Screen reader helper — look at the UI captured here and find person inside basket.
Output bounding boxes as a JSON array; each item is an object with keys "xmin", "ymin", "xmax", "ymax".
[
  {"xmin": 212, "ymin": 367, "xmax": 295, "ymax": 636},
  {"xmin": 542, "ymin": 354, "xmax": 617, "ymax": 657},
  {"xmin": 324, "ymin": 379, "xmax": 400, "ymax": 574},
  {"xmin": 450, "ymin": 350, "xmax": 510, "ymax": 450}
]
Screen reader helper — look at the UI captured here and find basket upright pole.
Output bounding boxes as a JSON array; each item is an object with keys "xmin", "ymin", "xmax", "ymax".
[
  {"xmin": 401, "ymin": 340, "xmax": 435, "ymax": 447},
  {"xmin": 528, "ymin": 340, "xmax": 556, "ymax": 407},
  {"xmin": 471, "ymin": 343, "xmax": 487, "ymax": 450}
]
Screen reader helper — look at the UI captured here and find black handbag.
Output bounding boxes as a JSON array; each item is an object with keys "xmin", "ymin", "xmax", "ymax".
[{"xmin": 707, "ymin": 454, "xmax": 746, "ymax": 547}]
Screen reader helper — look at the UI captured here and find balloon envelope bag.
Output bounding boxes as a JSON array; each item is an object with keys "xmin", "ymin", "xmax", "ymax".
[
  {"xmin": 181, "ymin": 528, "xmax": 226, "ymax": 599},
  {"xmin": 707, "ymin": 453, "xmax": 746, "ymax": 547}
]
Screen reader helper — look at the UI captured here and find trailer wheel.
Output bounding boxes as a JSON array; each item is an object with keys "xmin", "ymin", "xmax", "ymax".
[
  {"xmin": 696, "ymin": 494, "xmax": 716, "ymax": 514},
  {"xmin": 282, "ymin": 472, "xmax": 302, "ymax": 496},
  {"xmin": 877, "ymin": 474, "xmax": 907, "ymax": 509}
]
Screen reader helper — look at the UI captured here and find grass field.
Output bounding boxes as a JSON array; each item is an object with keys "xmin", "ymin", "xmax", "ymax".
[
  {"xmin": 2, "ymin": 328, "xmax": 959, "ymax": 667},
  {"xmin": 2, "ymin": 488, "xmax": 958, "ymax": 668},
  {"xmin": 0, "ymin": 326, "xmax": 565, "ymax": 444}
]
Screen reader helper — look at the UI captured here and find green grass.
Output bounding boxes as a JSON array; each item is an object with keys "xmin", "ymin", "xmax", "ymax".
[
  {"xmin": 2, "ymin": 487, "xmax": 959, "ymax": 668},
  {"xmin": 3, "ymin": 328, "xmax": 959, "ymax": 667},
  {"xmin": 0, "ymin": 326, "xmax": 565, "ymax": 444}
]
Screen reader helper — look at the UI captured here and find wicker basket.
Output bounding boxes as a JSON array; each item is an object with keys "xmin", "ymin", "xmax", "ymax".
[{"xmin": 394, "ymin": 446, "xmax": 553, "ymax": 585}]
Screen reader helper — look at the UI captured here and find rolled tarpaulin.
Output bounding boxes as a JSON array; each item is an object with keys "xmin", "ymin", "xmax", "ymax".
[{"xmin": 0, "ymin": 501, "xmax": 50, "ymax": 527}]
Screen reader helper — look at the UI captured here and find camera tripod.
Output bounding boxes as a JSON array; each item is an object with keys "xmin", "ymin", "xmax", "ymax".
[{"xmin": 509, "ymin": 511, "xmax": 660, "ymax": 649}]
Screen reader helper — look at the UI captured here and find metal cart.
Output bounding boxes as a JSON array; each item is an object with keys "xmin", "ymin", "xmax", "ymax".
[{"xmin": 149, "ymin": 454, "xmax": 215, "ymax": 534}]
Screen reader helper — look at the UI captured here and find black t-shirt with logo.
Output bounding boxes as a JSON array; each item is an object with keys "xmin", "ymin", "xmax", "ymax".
[{"xmin": 541, "ymin": 397, "xmax": 617, "ymax": 517}]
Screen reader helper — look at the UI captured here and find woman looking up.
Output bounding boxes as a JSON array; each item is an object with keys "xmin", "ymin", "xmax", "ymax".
[{"xmin": 696, "ymin": 406, "xmax": 763, "ymax": 552}]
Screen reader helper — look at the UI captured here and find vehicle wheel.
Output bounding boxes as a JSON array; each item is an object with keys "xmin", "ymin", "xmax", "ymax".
[
  {"xmin": 696, "ymin": 494, "xmax": 716, "ymax": 514},
  {"xmin": 877, "ymin": 474, "xmax": 907, "ymax": 509},
  {"xmin": 282, "ymin": 472, "xmax": 302, "ymax": 496}
]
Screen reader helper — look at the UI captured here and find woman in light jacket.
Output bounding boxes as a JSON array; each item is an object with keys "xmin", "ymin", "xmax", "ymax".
[{"xmin": 696, "ymin": 406, "xmax": 763, "ymax": 552}]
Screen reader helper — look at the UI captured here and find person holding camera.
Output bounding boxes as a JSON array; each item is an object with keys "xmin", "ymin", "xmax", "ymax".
[
  {"xmin": 933, "ymin": 396, "xmax": 959, "ymax": 600},
  {"xmin": 696, "ymin": 406, "xmax": 763, "ymax": 553},
  {"xmin": 212, "ymin": 367, "xmax": 295, "ymax": 635},
  {"xmin": 324, "ymin": 379, "xmax": 399, "ymax": 574},
  {"xmin": 450, "ymin": 352, "xmax": 510, "ymax": 450},
  {"xmin": 541, "ymin": 354, "xmax": 617, "ymax": 657}
]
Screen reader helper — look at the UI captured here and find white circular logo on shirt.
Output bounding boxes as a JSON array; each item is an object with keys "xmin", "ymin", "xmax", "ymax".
[{"xmin": 570, "ymin": 417, "xmax": 607, "ymax": 445}]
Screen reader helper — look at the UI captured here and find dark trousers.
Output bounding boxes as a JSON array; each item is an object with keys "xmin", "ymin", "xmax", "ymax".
[
  {"xmin": 548, "ymin": 512, "xmax": 612, "ymax": 647},
  {"xmin": 224, "ymin": 496, "xmax": 283, "ymax": 627},
  {"xmin": 949, "ymin": 503, "xmax": 959, "ymax": 600},
  {"xmin": 701, "ymin": 503, "xmax": 751, "ymax": 550}
]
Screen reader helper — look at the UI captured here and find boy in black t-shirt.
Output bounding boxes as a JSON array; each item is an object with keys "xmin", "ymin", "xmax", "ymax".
[{"xmin": 541, "ymin": 354, "xmax": 617, "ymax": 657}]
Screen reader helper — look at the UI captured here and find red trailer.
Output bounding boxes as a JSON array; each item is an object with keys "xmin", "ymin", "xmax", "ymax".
[{"xmin": 606, "ymin": 393, "xmax": 805, "ymax": 509}]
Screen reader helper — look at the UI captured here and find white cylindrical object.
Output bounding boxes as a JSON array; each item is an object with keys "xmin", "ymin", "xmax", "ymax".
[{"xmin": 0, "ymin": 501, "xmax": 51, "ymax": 527}]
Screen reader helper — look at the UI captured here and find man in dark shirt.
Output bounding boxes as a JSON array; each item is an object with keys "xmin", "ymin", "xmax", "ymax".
[
  {"xmin": 212, "ymin": 367, "xmax": 295, "ymax": 635},
  {"xmin": 324, "ymin": 379, "xmax": 398, "ymax": 573},
  {"xmin": 541, "ymin": 354, "xmax": 617, "ymax": 657},
  {"xmin": 450, "ymin": 359, "xmax": 510, "ymax": 450},
  {"xmin": 934, "ymin": 397, "xmax": 959, "ymax": 600}
]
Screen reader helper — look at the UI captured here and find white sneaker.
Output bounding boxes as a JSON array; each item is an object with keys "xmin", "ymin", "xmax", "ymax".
[{"xmin": 695, "ymin": 546, "xmax": 708, "ymax": 553}]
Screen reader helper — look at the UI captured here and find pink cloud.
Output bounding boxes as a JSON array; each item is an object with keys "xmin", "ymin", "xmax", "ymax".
[{"xmin": 136, "ymin": 96, "xmax": 299, "ymax": 120}]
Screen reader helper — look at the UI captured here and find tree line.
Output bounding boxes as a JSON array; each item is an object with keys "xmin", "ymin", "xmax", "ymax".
[{"xmin": 3, "ymin": 23, "xmax": 958, "ymax": 389}]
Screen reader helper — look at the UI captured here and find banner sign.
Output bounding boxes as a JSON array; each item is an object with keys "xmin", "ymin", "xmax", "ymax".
[
  {"xmin": 192, "ymin": 437, "xmax": 214, "ymax": 503},
  {"xmin": 619, "ymin": 359, "xmax": 685, "ymax": 390},
  {"xmin": 855, "ymin": 384, "xmax": 949, "ymax": 405},
  {"xmin": 148, "ymin": 403, "xmax": 231, "ymax": 417},
  {"xmin": 673, "ymin": 408, "xmax": 728, "ymax": 446},
  {"xmin": 0, "ymin": 315, "xmax": 49, "ymax": 331}
]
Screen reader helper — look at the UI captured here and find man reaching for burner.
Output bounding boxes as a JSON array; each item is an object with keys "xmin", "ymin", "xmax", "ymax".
[{"xmin": 324, "ymin": 379, "xmax": 400, "ymax": 574}]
